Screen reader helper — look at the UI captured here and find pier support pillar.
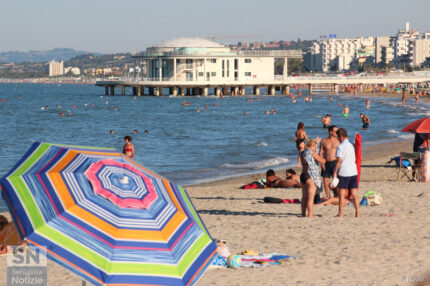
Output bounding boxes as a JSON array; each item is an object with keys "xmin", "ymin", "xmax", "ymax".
[
  {"xmin": 282, "ymin": 85, "xmax": 290, "ymax": 95},
  {"xmin": 233, "ymin": 86, "xmax": 239, "ymax": 96},
  {"xmin": 121, "ymin": 86, "xmax": 126, "ymax": 96},
  {"xmin": 179, "ymin": 87, "xmax": 185, "ymax": 96},
  {"xmin": 240, "ymin": 86, "xmax": 245, "ymax": 96},
  {"xmin": 169, "ymin": 87, "xmax": 177, "ymax": 96},
  {"xmin": 215, "ymin": 87, "xmax": 221, "ymax": 96},
  {"xmin": 268, "ymin": 86, "xmax": 275, "ymax": 96},
  {"xmin": 186, "ymin": 88, "xmax": 191, "ymax": 96},
  {"xmin": 149, "ymin": 87, "xmax": 154, "ymax": 96},
  {"xmin": 105, "ymin": 86, "xmax": 109, "ymax": 96},
  {"xmin": 156, "ymin": 87, "xmax": 162, "ymax": 96},
  {"xmin": 308, "ymin": 84, "xmax": 313, "ymax": 95},
  {"xmin": 359, "ymin": 84, "xmax": 363, "ymax": 93},
  {"xmin": 132, "ymin": 87, "xmax": 137, "ymax": 95},
  {"xmin": 110, "ymin": 86, "xmax": 115, "ymax": 96},
  {"xmin": 202, "ymin": 87, "xmax": 208, "ymax": 96},
  {"xmin": 253, "ymin": 86, "xmax": 260, "ymax": 96},
  {"xmin": 137, "ymin": 86, "xmax": 142, "ymax": 96},
  {"xmin": 334, "ymin": 84, "xmax": 339, "ymax": 94}
]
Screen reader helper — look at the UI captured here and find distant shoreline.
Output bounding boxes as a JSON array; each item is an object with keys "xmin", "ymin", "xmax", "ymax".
[{"xmin": 0, "ymin": 78, "xmax": 95, "ymax": 84}]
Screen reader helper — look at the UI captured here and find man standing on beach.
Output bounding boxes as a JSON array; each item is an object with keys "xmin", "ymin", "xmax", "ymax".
[
  {"xmin": 319, "ymin": 125, "xmax": 339, "ymax": 199},
  {"xmin": 333, "ymin": 128, "xmax": 360, "ymax": 217}
]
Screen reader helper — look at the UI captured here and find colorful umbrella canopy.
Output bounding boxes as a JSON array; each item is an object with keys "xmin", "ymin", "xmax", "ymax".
[
  {"xmin": 401, "ymin": 117, "xmax": 430, "ymax": 133},
  {"xmin": 0, "ymin": 142, "xmax": 217, "ymax": 285}
]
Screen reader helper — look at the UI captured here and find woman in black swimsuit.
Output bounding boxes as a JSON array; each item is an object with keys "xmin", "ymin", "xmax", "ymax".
[{"xmin": 294, "ymin": 122, "xmax": 309, "ymax": 167}]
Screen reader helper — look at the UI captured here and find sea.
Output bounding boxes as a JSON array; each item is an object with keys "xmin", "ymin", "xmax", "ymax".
[{"xmin": 0, "ymin": 83, "xmax": 429, "ymax": 211}]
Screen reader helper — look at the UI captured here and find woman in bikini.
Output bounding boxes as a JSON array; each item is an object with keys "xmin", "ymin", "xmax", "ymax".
[
  {"xmin": 123, "ymin": 135, "xmax": 135, "ymax": 159},
  {"xmin": 265, "ymin": 169, "xmax": 301, "ymax": 188},
  {"xmin": 294, "ymin": 122, "xmax": 309, "ymax": 167}
]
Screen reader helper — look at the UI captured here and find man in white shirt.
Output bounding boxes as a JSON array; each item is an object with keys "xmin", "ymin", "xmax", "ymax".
[{"xmin": 333, "ymin": 128, "xmax": 360, "ymax": 217}]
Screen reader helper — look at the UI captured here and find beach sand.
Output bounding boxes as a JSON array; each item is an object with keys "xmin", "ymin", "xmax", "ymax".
[{"xmin": 1, "ymin": 139, "xmax": 430, "ymax": 286}]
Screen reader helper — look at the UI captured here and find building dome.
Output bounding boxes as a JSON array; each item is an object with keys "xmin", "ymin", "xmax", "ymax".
[{"xmin": 154, "ymin": 38, "xmax": 225, "ymax": 48}]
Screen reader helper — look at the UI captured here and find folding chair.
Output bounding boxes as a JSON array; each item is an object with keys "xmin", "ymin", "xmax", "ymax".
[{"xmin": 397, "ymin": 152, "xmax": 422, "ymax": 182}]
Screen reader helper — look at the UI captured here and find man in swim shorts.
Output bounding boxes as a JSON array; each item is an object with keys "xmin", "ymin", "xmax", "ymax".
[
  {"xmin": 321, "ymin": 114, "xmax": 331, "ymax": 129},
  {"xmin": 319, "ymin": 125, "xmax": 339, "ymax": 199},
  {"xmin": 333, "ymin": 128, "xmax": 360, "ymax": 217},
  {"xmin": 360, "ymin": 113, "xmax": 370, "ymax": 130}
]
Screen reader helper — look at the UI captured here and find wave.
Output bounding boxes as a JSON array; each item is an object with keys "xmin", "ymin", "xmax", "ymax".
[
  {"xmin": 256, "ymin": 141, "xmax": 268, "ymax": 147},
  {"xmin": 397, "ymin": 134, "xmax": 414, "ymax": 140},
  {"xmin": 221, "ymin": 156, "xmax": 290, "ymax": 170},
  {"xmin": 386, "ymin": 129, "xmax": 399, "ymax": 134}
]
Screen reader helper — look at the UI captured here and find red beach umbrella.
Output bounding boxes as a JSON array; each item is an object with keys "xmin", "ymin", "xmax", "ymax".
[
  {"xmin": 401, "ymin": 117, "xmax": 430, "ymax": 134},
  {"xmin": 402, "ymin": 117, "xmax": 430, "ymax": 148}
]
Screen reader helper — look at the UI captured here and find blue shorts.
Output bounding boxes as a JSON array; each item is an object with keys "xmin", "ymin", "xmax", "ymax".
[
  {"xmin": 338, "ymin": 175, "xmax": 358, "ymax": 189},
  {"xmin": 321, "ymin": 160, "xmax": 337, "ymax": 178}
]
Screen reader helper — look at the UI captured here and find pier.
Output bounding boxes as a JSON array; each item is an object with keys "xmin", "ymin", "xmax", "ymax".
[{"xmin": 96, "ymin": 74, "xmax": 430, "ymax": 96}]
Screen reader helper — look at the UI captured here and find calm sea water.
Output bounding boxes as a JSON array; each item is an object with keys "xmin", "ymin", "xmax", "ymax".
[{"xmin": 0, "ymin": 83, "xmax": 429, "ymax": 210}]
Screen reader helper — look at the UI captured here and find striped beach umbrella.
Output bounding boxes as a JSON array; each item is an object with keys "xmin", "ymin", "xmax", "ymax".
[{"xmin": 0, "ymin": 142, "xmax": 217, "ymax": 285}]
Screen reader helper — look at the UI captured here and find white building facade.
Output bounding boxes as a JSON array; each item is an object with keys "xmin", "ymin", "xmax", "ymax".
[
  {"xmin": 305, "ymin": 37, "xmax": 375, "ymax": 72},
  {"xmin": 64, "ymin": 67, "xmax": 81, "ymax": 75},
  {"xmin": 49, "ymin": 60, "xmax": 64, "ymax": 76},
  {"xmin": 132, "ymin": 38, "xmax": 301, "ymax": 83}
]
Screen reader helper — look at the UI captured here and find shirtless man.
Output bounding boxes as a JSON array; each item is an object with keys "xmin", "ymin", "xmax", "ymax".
[
  {"xmin": 321, "ymin": 114, "xmax": 331, "ymax": 129},
  {"xmin": 342, "ymin": 104, "xmax": 349, "ymax": 118},
  {"xmin": 319, "ymin": 125, "xmax": 340, "ymax": 199},
  {"xmin": 360, "ymin": 113, "xmax": 370, "ymax": 130}
]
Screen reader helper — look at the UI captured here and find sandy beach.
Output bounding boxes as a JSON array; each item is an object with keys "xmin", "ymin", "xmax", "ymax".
[{"xmin": 1, "ymin": 138, "xmax": 429, "ymax": 286}]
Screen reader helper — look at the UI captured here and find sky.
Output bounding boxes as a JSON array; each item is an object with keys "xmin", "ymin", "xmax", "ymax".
[{"xmin": 1, "ymin": 0, "xmax": 430, "ymax": 54}]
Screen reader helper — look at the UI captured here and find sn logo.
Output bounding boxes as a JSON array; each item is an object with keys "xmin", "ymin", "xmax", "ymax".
[{"xmin": 7, "ymin": 246, "xmax": 47, "ymax": 266}]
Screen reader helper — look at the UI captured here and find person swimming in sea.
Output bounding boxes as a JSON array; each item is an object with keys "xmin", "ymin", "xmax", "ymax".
[
  {"xmin": 321, "ymin": 114, "xmax": 331, "ymax": 129},
  {"xmin": 294, "ymin": 122, "xmax": 310, "ymax": 167},
  {"xmin": 342, "ymin": 104, "xmax": 349, "ymax": 118},
  {"xmin": 123, "ymin": 135, "xmax": 135, "ymax": 159}
]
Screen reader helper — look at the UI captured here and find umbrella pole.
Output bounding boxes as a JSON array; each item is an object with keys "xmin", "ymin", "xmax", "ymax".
[{"xmin": 425, "ymin": 134, "xmax": 429, "ymax": 149}]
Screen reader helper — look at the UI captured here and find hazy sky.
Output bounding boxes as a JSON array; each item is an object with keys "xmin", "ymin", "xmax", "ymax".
[{"xmin": 1, "ymin": 0, "xmax": 429, "ymax": 53}]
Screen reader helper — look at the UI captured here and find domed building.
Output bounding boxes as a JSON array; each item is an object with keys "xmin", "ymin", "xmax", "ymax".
[
  {"xmin": 98, "ymin": 37, "xmax": 302, "ymax": 96},
  {"xmin": 129, "ymin": 37, "xmax": 301, "ymax": 95}
]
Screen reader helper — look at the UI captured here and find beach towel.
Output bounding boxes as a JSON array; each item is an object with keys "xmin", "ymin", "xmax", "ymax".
[
  {"xmin": 237, "ymin": 253, "xmax": 295, "ymax": 268},
  {"xmin": 263, "ymin": 197, "xmax": 300, "ymax": 204},
  {"xmin": 210, "ymin": 253, "xmax": 295, "ymax": 268}
]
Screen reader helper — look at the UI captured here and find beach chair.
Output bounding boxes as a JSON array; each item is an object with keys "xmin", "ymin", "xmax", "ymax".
[{"xmin": 396, "ymin": 152, "xmax": 422, "ymax": 182}]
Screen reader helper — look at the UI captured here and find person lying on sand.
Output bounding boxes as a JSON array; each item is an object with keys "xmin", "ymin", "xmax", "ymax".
[
  {"xmin": 266, "ymin": 169, "xmax": 301, "ymax": 188},
  {"xmin": 317, "ymin": 189, "xmax": 351, "ymax": 206}
]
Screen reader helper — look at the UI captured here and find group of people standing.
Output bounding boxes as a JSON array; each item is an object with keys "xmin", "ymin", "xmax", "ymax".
[{"xmin": 295, "ymin": 123, "xmax": 360, "ymax": 218}]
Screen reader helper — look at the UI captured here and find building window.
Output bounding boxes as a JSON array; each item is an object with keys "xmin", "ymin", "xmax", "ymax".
[
  {"xmin": 198, "ymin": 72, "xmax": 204, "ymax": 77},
  {"xmin": 186, "ymin": 59, "xmax": 193, "ymax": 68},
  {"xmin": 211, "ymin": 72, "xmax": 216, "ymax": 76},
  {"xmin": 245, "ymin": 59, "xmax": 252, "ymax": 63},
  {"xmin": 234, "ymin": 59, "xmax": 238, "ymax": 69},
  {"xmin": 244, "ymin": 72, "xmax": 251, "ymax": 76},
  {"xmin": 211, "ymin": 59, "xmax": 216, "ymax": 63}
]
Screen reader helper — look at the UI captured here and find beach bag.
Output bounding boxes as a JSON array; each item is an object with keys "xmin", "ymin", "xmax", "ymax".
[
  {"xmin": 240, "ymin": 180, "xmax": 265, "ymax": 189},
  {"xmin": 362, "ymin": 191, "xmax": 382, "ymax": 206},
  {"xmin": 392, "ymin": 156, "xmax": 411, "ymax": 167}
]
